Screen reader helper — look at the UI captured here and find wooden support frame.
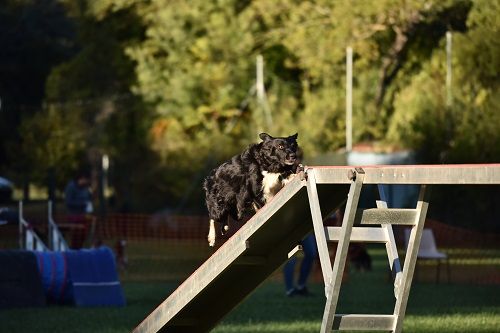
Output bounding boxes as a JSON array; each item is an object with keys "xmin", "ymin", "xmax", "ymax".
[
  {"xmin": 392, "ymin": 186, "xmax": 429, "ymax": 333},
  {"xmin": 306, "ymin": 167, "xmax": 430, "ymax": 333},
  {"xmin": 319, "ymin": 169, "xmax": 365, "ymax": 332}
]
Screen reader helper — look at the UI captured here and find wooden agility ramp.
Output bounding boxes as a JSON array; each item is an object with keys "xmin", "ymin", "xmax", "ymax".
[{"xmin": 133, "ymin": 164, "xmax": 500, "ymax": 333}]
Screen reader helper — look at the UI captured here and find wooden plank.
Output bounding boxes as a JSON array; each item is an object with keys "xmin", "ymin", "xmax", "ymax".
[
  {"xmin": 333, "ymin": 314, "xmax": 396, "ymax": 331},
  {"xmin": 313, "ymin": 164, "xmax": 500, "ymax": 185},
  {"xmin": 325, "ymin": 227, "xmax": 388, "ymax": 243},
  {"xmin": 321, "ymin": 172, "xmax": 365, "ymax": 333},
  {"xmin": 359, "ymin": 208, "xmax": 417, "ymax": 225},
  {"xmin": 133, "ymin": 174, "xmax": 348, "ymax": 333},
  {"xmin": 393, "ymin": 186, "xmax": 429, "ymax": 333},
  {"xmin": 306, "ymin": 170, "xmax": 333, "ymax": 287},
  {"xmin": 377, "ymin": 201, "xmax": 403, "ymax": 300}
]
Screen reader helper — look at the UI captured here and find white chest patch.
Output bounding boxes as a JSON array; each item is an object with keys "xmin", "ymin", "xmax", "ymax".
[{"xmin": 261, "ymin": 171, "xmax": 283, "ymax": 202}]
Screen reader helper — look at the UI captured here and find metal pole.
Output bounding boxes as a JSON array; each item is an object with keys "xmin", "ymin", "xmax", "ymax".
[
  {"xmin": 346, "ymin": 47, "xmax": 353, "ymax": 152},
  {"xmin": 446, "ymin": 31, "xmax": 452, "ymax": 107}
]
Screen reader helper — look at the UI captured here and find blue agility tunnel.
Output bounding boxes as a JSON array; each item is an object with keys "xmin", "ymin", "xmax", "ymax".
[
  {"xmin": 35, "ymin": 246, "xmax": 125, "ymax": 307},
  {"xmin": 35, "ymin": 251, "xmax": 72, "ymax": 304}
]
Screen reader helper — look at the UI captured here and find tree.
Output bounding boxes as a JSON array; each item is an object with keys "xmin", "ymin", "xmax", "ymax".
[
  {"xmin": 388, "ymin": 0, "xmax": 500, "ymax": 163},
  {"xmin": 18, "ymin": 105, "xmax": 86, "ymax": 186},
  {"xmin": 0, "ymin": 0, "xmax": 77, "ymax": 177},
  {"xmin": 11, "ymin": 0, "xmax": 499, "ymax": 214},
  {"xmin": 16, "ymin": 0, "xmax": 168, "ymax": 210}
]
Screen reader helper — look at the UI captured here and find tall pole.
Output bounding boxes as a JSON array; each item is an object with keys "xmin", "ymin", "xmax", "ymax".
[
  {"xmin": 256, "ymin": 55, "xmax": 273, "ymax": 131},
  {"xmin": 256, "ymin": 55, "xmax": 265, "ymax": 101},
  {"xmin": 446, "ymin": 31, "xmax": 452, "ymax": 107},
  {"xmin": 98, "ymin": 154, "xmax": 109, "ymax": 218},
  {"xmin": 19, "ymin": 201, "xmax": 23, "ymax": 249},
  {"xmin": 346, "ymin": 47, "xmax": 353, "ymax": 152}
]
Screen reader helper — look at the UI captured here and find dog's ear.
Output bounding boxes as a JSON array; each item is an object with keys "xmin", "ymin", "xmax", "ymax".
[
  {"xmin": 289, "ymin": 133, "xmax": 298, "ymax": 140},
  {"xmin": 259, "ymin": 133, "xmax": 273, "ymax": 141}
]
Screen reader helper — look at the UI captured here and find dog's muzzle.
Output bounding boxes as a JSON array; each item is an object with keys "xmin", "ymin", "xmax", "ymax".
[{"xmin": 285, "ymin": 155, "xmax": 297, "ymax": 165}]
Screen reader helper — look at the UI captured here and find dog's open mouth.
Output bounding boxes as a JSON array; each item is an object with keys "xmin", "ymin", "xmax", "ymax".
[{"xmin": 285, "ymin": 158, "xmax": 296, "ymax": 165}]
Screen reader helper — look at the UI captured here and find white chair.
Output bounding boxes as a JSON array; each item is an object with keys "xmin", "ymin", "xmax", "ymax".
[{"xmin": 404, "ymin": 228, "xmax": 450, "ymax": 283}]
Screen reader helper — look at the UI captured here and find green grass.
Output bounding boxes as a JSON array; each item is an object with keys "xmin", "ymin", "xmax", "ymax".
[
  {"xmin": 213, "ymin": 266, "xmax": 499, "ymax": 333},
  {"xmin": 0, "ymin": 281, "xmax": 497, "ymax": 333},
  {"xmin": 0, "ymin": 245, "xmax": 498, "ymax": 332},
  {"xmin": 0, "ymin": 282, "xmax": 174, "ymax": 333}
]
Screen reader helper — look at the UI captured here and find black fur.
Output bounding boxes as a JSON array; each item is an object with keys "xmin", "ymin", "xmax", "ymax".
[{"xmin": 203, "ymin": 133, "xmax": 301, "ymax": 245}]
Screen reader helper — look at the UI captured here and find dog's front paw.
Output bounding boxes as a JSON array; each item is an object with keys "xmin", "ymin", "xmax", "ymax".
[
  {"xmin": 208, "ymin": 219, "xmax": 216, "ymax": 247},
  {"xmin": 296, "ymin": 163, "xmax": 305, "ymax": 173},
  {"xmin": 208, "ymin": 233, "xmax": 216, "ymax": 247}
]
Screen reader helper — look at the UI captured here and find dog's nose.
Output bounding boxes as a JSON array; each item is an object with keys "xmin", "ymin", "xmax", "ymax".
[{"xmin": 289, "ymin": 153, "xmax": 297, "ymax": 160}]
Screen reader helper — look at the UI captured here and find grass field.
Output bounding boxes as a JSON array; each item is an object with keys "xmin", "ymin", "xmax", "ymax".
[
  {"xmin": 0, "ymin": 244, "xmax": 498, "ymax": 332},
  {"xmin": 0, "ymin": 280, "xmax": 498, "ymax": 333}
]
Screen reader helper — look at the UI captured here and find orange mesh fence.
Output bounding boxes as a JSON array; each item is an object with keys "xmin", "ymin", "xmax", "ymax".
[
  {"xmin": 93, "ymin": 214, "xmax": 208, "ymax": 241},
  {"xmin": 425, "ymin": 219, "xmax": 500, "ymax": 248},
  {"xmin": 0, "ymin": 213, "xmax": 498, "ymax": 284}
]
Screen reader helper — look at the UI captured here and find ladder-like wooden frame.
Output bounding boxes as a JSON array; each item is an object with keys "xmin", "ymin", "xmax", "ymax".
[{"xmin": 306, "ymin": 167, "xmax": 429, "ymax": 333}]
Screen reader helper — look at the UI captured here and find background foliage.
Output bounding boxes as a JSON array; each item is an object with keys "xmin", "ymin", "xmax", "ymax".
[{"xmin": 0, "ymin": 0, "xmax": 498, "ymax": 216}]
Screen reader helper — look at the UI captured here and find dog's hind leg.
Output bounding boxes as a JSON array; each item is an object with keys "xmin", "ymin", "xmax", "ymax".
[{"xmin": 208, "ymin": 219, "xmax": 216, "ymax": 247}]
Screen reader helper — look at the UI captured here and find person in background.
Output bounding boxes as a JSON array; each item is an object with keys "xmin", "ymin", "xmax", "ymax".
[
  {"xmin": 64, "ymin": 169, "xmax": 93, "ymax": 248},
  {"xmin": 65, "ymin": 169, "xmax": 93, "ymax": 215},
  {"xmin": 283, "ymin": 233, "xmax": 317, "ymax": 296}
]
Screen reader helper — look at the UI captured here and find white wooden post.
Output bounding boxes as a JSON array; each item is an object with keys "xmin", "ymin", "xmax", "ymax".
[
  {"xmin": 446, "ymin": 31, "xmax": 452, "ymax": 107},
  {"xmin": 346, "ymin": 47, "xmax": 353, "ymax": 152},
  {"xmin": 256, "ymin": 55, "xmax": 273, "ymax": 131}
]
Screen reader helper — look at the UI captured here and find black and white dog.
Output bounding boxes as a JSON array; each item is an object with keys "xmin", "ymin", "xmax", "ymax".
[{"xmin": 203, "ymin": 133, "xmax": 301, "ymax": 246}]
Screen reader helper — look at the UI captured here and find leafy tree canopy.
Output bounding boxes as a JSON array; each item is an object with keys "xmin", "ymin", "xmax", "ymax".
[{"xmin": 6, "ymin": 0, "xmax": 499, "ymax": 212}]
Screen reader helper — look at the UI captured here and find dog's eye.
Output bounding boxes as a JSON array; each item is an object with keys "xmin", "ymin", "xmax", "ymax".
[{"xmin": 278, "ymin": 144, "xmax": 284, "ymax": 150}]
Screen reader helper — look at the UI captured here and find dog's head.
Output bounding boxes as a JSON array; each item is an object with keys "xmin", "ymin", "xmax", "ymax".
[{"xmin": 258, "ymin": 133, "xmax": 299, "ymax": 169}]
